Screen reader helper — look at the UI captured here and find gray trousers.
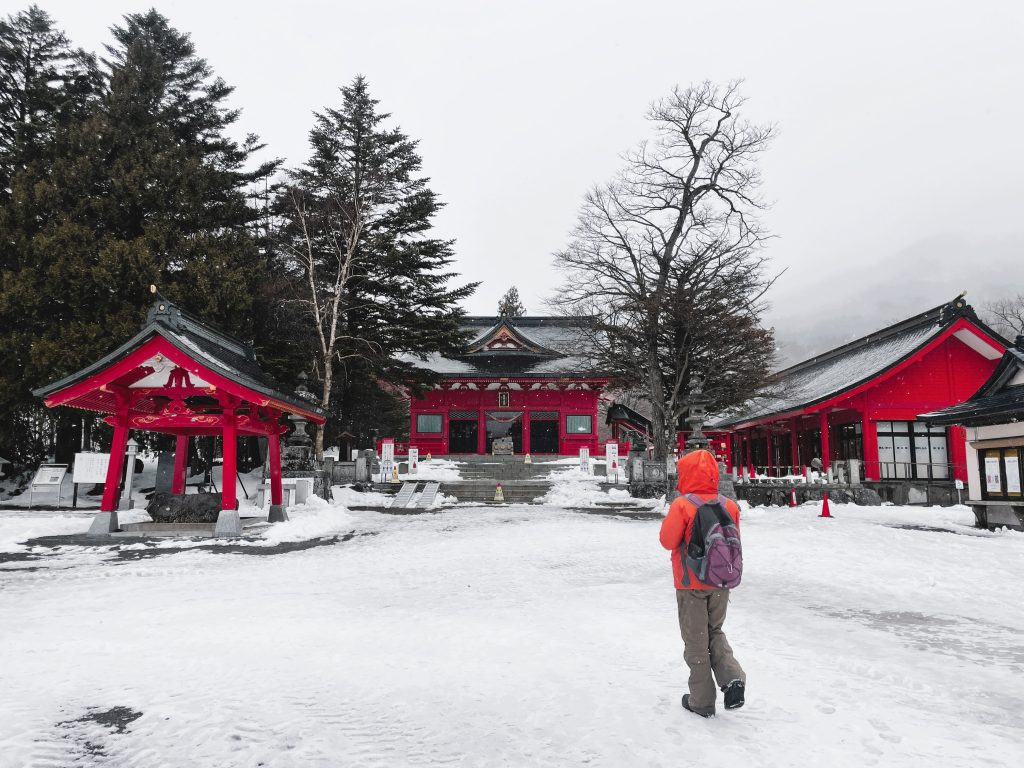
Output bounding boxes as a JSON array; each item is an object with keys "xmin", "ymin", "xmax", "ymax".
[{"xmin": 676, "ymin": 588, "xmax": 745, "ymax": 714}]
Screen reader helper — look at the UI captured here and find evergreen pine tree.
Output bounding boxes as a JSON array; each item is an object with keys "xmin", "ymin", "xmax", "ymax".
[
  {"xmin": 0, "ymin": 5, "xmax": 99, "ymax": 195},
  {"xmin": 274, "ymin": 76, "xmax": 478, "ymax": 454},
  {"xmin": 497, "ymin": 286, "xmax": 525, "ymax": 317},
  {"xmin": 0, "ymin": 9, "xmax": 275, "ymax": 463}
]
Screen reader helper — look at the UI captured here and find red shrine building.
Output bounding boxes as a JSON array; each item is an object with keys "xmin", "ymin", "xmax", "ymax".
[
  {"xmin": 711, "ymin": 296, "xmax": 1007, "ymax": 482},
  {"xmin": 405, "ymin": 316, "xmax": 609, "ymax": 455},
  {"xmin": 33, "ymin": 298, "xmax": 325, "ymax": 536}
]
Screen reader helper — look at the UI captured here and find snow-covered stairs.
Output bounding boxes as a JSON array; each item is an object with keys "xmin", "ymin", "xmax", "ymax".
[{"xmin": 438, "ymin": 481, "xmax": 552, "ymax": 504}]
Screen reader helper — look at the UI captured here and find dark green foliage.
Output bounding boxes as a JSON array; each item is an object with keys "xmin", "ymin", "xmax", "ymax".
[
  {"xmin": 0, "ymin": 5, "xmax": 100, "ymax": 193},
  {"xmin": 0, "ymin": 7, "xmax": 276, "ymax": 464},
  {"xmin": 272, "ymin": 76, "xmax": 477, "ymax": 450}
]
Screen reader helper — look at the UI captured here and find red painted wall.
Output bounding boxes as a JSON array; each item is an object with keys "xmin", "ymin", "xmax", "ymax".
[
  {"xmin": 831, "ymin": 333, "xmax": 999, "ymax": 481},
  {"xmin": 843, "ymin": 334, "xmax": 996, "ymax": 419},
  {"xmin": 408, "ymin": 384, "xmax": 603, "ymax": 455}
]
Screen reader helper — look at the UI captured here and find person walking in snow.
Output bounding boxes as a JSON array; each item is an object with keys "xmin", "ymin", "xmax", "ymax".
[{"xmin": 659, "ymin": 449, "xmax": 746, "ymax": 717}]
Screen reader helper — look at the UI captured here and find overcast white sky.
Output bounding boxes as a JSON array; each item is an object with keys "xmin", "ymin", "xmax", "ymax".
[{"xmin": 34, "ymin": 0, "xmax": 1024, "ymax": 360}]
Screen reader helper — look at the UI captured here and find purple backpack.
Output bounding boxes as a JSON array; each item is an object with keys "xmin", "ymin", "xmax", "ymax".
[{"xmin": 681, "ymin": 494, "xmax": 743, "ymax": 589}]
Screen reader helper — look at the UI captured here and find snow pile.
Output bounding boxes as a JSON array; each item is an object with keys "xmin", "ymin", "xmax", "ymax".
[
  {"xmin": 259, "ymin": 499, "xmax": 357, "ymax": 545},
  {"xmin": 331, "ymin": 485, "xmax": 392, "ymax": 508},
  {"xmin": 399, "ymin": 458, "xmax": 462, "ymax": 482},
  {"xmin": 542, "ymin": 467, "xmax": 654, "ymax": 508}
]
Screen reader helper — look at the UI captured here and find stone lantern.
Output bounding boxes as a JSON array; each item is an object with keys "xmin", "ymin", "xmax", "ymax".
[
  {"xmin": 684, "ymin": 375, "xmax": 711, "ymax": 452},
  {"xmin": 119, "ymin": 438, "xmax": 139, "ymax": 510}
]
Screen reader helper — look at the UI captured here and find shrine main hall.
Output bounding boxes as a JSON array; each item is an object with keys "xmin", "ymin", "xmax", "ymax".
[{"xmin": 405, "ymin": 316, "xmax": 609, "ymax": 456}]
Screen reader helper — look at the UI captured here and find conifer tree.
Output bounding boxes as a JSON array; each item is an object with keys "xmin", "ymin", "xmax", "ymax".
[
  {"xmin": 0, "ymin": 5, "xmax": 99, "ymax": 194},
  {"xmin": 274, "ymin": 76, "xmax": 477, "ymax": 455},
  {"xmin": 497, "ymin": 286, "xmax": 525, "ymax": 317},
  {"xmin": 0, "ymin": 9, "xmax": 274, "ymax": 463}
]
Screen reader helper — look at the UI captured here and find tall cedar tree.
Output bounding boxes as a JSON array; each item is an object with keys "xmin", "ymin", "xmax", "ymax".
[
  {"xmin": 275, "ymin": 76, "xmax": 477, "ymax": 456},
  {"xmin": 0, "ymin": 5, "xmax": 99, "ymax": 193},
  {"xmin": 0, "ymin": 9, "xmax": 275, "ymax": 464},
  {"xmin": 497, "ymin": 286, "xmax": 525, "ymax": 317},
  {"xmin": 0, "ymin": 6, "xmax": 101, "ymax": 464}
]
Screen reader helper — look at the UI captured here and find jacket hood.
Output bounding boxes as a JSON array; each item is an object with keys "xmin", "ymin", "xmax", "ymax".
[{"xmin": 676, "ymin": 450, "xmax": 720, "ymax": 496}]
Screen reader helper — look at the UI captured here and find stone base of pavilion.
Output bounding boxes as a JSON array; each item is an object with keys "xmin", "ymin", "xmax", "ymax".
[{"xmin": 86, "ymin": 510, "xmax": 273, "ymax": 538}]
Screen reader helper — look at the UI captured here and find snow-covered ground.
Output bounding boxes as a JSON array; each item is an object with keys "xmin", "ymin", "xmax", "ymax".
[{"xmin": 1, "ymin": 500, "xmax": 1021, "ymax": 767}]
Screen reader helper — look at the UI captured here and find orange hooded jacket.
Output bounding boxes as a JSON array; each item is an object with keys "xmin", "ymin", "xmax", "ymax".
[{"xmin": 659, "ymin": 450, "xmax": 741, "ymax": 590}]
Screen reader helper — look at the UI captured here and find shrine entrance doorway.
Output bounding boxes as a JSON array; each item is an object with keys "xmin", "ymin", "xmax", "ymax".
[
  {"xmin": 449, "ymin": 419, "xmax": 479, "ymax": 454},
  {"xmin": 529, "ymin": 416, "xmax": 559, "ymax": 454}
]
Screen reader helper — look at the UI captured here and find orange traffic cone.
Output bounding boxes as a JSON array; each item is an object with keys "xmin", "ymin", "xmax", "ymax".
[
  {"xmin": 819, "ymin": 492, "xmax": 832, "ymax": 518},
  {"xmin": 789, "ymin": 487, "xmax": 798, "ymax": 507},
  {"xmin": 494, "ymin": 483, "xmax": 505, "ymax": 502}
]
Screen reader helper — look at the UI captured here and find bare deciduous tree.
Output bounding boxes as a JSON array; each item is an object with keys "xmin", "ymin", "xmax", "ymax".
[
  {"xmin": 554, "ymin": 81, "xmax": 777, "ymax": 462},
  {"xmin": 983, "ymin": 294, "xmax": 1024, "ymax": 340},
  {"xmin": 279, "ymin": 184, "xmax": 364, "ymax": 459}
]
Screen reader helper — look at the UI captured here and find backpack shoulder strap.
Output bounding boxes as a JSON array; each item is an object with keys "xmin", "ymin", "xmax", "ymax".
[
  {"xmin": 679, "ymin": 493, "xmax": 706, "ymax": 588},
  {"xmin": 714, "ymin": 496, "xmax": 739, "ymax": 529}
]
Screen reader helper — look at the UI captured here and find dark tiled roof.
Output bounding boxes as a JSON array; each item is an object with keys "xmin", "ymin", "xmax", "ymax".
[
  {"xmin": 606, "ymin": 403, "xmax": 652, "ymax": 432},
  {"xmin": 713, "ymin": 296, "xmax": 1006, "ymax": 427},
  {"xmin": 406, "ymin": 315, "xmax": 606, "ymax": 379},
  {"xmin": 921, "ymin": 385, "xmax": 1024, "ymax": 426}
]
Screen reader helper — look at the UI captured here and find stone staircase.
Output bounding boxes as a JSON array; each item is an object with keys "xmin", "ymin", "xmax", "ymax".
[
  {"xmin": 439, "ymin": 480, "xmax": 553, "ymax": 504},
  {"xmin": 446, "ymin": 456, "xmax": 603, "ymax": 482}
]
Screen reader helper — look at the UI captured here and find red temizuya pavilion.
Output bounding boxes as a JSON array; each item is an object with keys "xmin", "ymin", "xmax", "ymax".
[
  {"xmin": 33, "ymin": 297, "xmax": 326, "ymax": 537},
  {"xmin": 710, "ymin": 296, "xmax": 1007, "ymax": 483}
]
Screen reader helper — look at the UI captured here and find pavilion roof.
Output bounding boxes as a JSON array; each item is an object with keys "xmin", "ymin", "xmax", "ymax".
[
  {"xmin": 712, "ymin": 296, "xmax": 1007, "ymax": 429},
  {"xmin": 406, "ymin": 316, "xmax": 607, "ymax": 379},
  {"xmin": 921, "ymin": 337, "xmax": 1024, "ymax": 426},
  {"xmin": 33, "ymin": 298, "xmax": 325, "ymax": 422}
]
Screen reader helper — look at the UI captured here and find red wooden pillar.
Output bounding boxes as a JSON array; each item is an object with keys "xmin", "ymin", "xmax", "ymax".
[
  {"xmin": 522, "ymin": 409, "xmax": 531, "ymax": 455},
  {"xmin": 268, "ymin": 429, "xmax": 284, "ymax": 506},
  {"xmin": 744, "ymin": 430, "xmax": 753, "ymax": 475},
  {"xmin": 477, "ymin": 410, "xmax": 487, "ymax": 455},
  {"xmin": 221, "ymin": 414, "xmax": 237, "ymax": 511},
  {"xmin": 101, "ymin": 414, "xmax": 130, "ymax": 512},
  {"xmin": 819, "ymin": 411, "xmax": 831, "ymax": 471},
  {"xmin": 724, "ymin": 432, "xmax": 733, "ymax": 473},
  {"xmin": 862, "ymin": 410, "xmax": 879, "ymax": 481},
  {"xmin": 790, "ymin": 418, "xmax": 800, "ymax": 471},
  {"xmin": 948, "ymin": 425, "xmax": 968, "ymax": 483},
  {"xmin": 171, "ymin": 434, "xmax": 188, "ymax": 494},
  {"xmin": 766, "ymin": 428, "xmax": 775, "ymax": 476}
]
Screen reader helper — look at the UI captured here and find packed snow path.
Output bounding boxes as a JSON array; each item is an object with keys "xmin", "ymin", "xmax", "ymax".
[{"xmin": 0, "ymin": 503, "xmax": 1021, "ymax": 767}]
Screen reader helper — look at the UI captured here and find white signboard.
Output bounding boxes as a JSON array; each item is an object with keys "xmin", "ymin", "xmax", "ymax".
[
  {"xmin": 984, "ymin": 456, "xmax": 1002, "ymax": 493},
  {"xmin": 381, "ymin": 439, "xmax": 395, "ymax": 482},
  {"xmin": 408, "ymin": 448, "xmax": 419, "ymax": 475},
  {"xmin": 1005, "ymin": 455, "xmax": 1021, "ymax": 495},
  {"xmin": 579, "ymin": 446, "xmax": 591, "ymax": 474},
  {"xmin": 954, "ymin": 478, "xmax": 964, "ymax": 491},
  {"xmin": 32, "ymin": 464, "xmax": 67, "ymax": 486},
  {"xmin": 605, "ymin": 443, "xmax": 620, "ymax": 483},
  {"xmin": 73, "ymin": 452, "xmax": 110, "ymax": 484}
]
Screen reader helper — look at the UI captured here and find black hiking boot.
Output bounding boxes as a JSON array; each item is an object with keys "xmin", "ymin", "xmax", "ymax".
[
  {"xmin": 724, "ymin": 680, "xmax": 745, "ymax": 710},
  {"xmin": 681, "ymin": 694, "xmax": 715, "ymax": 718}
]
